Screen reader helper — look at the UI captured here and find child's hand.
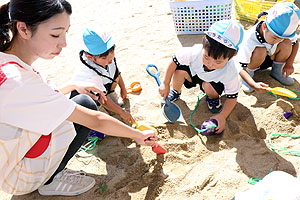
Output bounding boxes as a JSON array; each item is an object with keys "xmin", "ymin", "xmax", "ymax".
[
  {"xmin": 120, "ymin": 110, "xmax": 135, "ymax": 124},
  {"xmin": 253, "ymin": 82, "xmax": 269, "ymax": 93},
  {"xmin": 74, "ymin": 82, "xmax": 107, "ymax": 103},
  {"xmin": 135, "ymin": 130, "xmax": 158, "ymax": 146},
  {"xmin": 210, "ymin": 115, "xmax": 226, "ymax": 134},
  {"xmin": 120, "ymin": 87, "xmax": 127, "ymax": 100},
  {"xmin": 283, "ymin": 64, "xmax": 294, "ymax": 78},
  {"xmin": 158, "ymin": 83, "xmax": 170, "ymax": 100}
]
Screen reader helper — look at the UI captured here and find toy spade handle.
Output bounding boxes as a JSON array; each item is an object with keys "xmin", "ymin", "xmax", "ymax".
[{"xmin": 146, "ymin": 64, "xmax": 161, "ymax": 86}]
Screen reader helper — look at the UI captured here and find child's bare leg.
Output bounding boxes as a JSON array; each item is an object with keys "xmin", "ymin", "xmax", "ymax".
[
  {"xmin": 248, "ymin": 47, "xmax": 267, "ymax": 70},
  {"xmin": 202, "ymin": 82, "xmax": 222, "ymax": 113},
  {"xmin": 270, "ymin": 39, "xmax": 294, "ymax": 85},
  {"xmin": 271, "ymin": 39, "xmax": 292, "ymax": 62},
  {"xmin": 166, "ymin": 70, "xmax": 190, "ymax": 101},
  {"xmin": 202, "ymin": 82, "xmax": 219, "ymax": 98},
  {"xmin": 242, "ymin": 47, "xmax": 267, "ymax": 92},
  {"xmin": 172, "ymin": 70, "xmax": 190, "ymax": 93}
]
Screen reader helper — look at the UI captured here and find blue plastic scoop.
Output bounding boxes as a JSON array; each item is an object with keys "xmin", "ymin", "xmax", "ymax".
[{"xmin": 146, "ymin": 64, "xmax": 181, "ymax": 123}]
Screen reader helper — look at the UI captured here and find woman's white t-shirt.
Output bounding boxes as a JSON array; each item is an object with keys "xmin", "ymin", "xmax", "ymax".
[{"xmin": 0, "ymin": 52, "xmax": 76, "ymax": 195}]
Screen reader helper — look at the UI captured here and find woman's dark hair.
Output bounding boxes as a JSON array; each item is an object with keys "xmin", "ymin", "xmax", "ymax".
[
  {"xmin": 202, "ymin": 35, "xmax": 236, "ymax": 60},
  {"xmin": 0, "ymin": 0, "xmax": 72, "ymax": 52}
]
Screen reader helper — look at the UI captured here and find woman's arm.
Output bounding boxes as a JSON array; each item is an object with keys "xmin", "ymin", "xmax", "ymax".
[
  {"xmin": 67, "ymin": 104, "xmax": 156, "ymax": 145},
  {"xmin": 58, "ymin": 81, "xmax": 107, "ymax": 102}
]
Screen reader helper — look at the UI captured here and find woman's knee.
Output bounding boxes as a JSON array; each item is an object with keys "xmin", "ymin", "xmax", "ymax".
[{"xmin": 71, "ymin": 94, "xmax": 98, "ymax": 111}]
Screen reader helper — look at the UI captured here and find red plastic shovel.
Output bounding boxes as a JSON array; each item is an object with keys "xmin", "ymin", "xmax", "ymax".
[
  {"xmin": 134, "ymin": 121, "xmax": 168, "ymax": 154},
  {"xmin": 151, "ymin": 142, "xmax": 168, "ymax": 154}
]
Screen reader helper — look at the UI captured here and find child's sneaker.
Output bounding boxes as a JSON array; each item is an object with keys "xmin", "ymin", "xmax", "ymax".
[
  {"xmin": 206, "ymin": 96, "xmax": 222, "ymax": 113},
  {"xmin": 107, "ymin": 91, "xmax": 124, "ymax": 106},
  {"xmin": 167, "ymin": 89, "xmax": 181, "ymax": 102},
  {"xmin": 38, "ymin": 169, "xmax": 95, "ymax": 196}
]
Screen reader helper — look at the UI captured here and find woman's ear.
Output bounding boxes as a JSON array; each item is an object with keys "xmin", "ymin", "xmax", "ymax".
[{"xmin": 16, "ymin": 22, "xmax": 32, "ymax": 39}]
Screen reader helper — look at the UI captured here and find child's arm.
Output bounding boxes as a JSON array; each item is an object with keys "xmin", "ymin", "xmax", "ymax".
[
  {"xmin": 67, "ymin": 104, "xmax": 156, "ymax": 146},
  {"xmin": 159, "ymin": 60, "xmax": 177, "ymax": 99},
  {"xmin": 101, "ymin": 97, "xmax": 134, "ymax": 123},
  {"xmin": 211, "ymin": 98, "xmax": 237, "ymax": 134},
  {"xmin": 239, "ymin": 70, "xmax": 269, "ymax": 93},
  {"xmin": 283, "ymin": 40, "xmax": 299, "ymax": 78},
  {"xmin": 118, "ymin": 74, "xmax": 127, "ymax": 100}
]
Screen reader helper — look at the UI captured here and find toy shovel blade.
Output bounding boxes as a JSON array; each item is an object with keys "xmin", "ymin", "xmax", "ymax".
[
  {"xmin": 152, "ymin": 142, "xmax": 168, "ymax": 154},
  {"xmin": 162, "ymin": 98, "xmax": 181, "ymax": 123},
  {"xmin": 266, "ymin": 87, "xmax": 297, "ymax": 98}
]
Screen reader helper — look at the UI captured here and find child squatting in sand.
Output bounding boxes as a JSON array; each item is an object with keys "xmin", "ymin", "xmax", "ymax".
[
  {"xmin": 159, "ymin": 20, "xmax": 262, "ymax": 134},
  {"xmin": 72, "ymin": 26, "xmax": 135, "ymax": 123}
]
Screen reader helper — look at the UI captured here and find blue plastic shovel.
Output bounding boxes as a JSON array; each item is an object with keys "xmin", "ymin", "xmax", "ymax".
[{"xmin": 146, "ymin": 64, "xmax": 181, "ymax": 123}]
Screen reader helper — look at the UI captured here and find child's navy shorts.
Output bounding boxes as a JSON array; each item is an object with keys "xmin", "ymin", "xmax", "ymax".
[{"xmin": 175, "ymin": 64, "xmax": 224, "ymax": 96}]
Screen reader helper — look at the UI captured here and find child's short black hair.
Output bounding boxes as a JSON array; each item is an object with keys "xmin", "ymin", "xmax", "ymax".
[
  {"xmin": 202, "ymin": 35, "xmax": 236, "ymax": 60},
  {"xmin": 87, "ymin": 44, "xmax": 116, "ymax": 58}
]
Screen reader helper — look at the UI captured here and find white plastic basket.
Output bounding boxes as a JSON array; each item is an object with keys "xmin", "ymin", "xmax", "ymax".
[{"xmin": 169, "ymin": 0, "xmax": 233, "ymax": 35}]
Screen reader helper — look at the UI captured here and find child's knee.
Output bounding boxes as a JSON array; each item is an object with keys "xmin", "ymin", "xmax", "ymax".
[
  {"xmin": 278, "ymin": 39, "xmax": 292, "ymax": 51},
  {"xmin": 252, "ymin": 47, "xmax": 267, "ymax": 60},
  {"xmin": 202, "ymin": 82, "xmax": 217, "ymax": 94},
  {"xmin": 174, "ymin": 69, "xmax": 189, "ymax": 79}
]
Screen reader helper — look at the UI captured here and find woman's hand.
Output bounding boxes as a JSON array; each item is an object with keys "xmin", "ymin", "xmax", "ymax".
[
  {"xmin": 74, "ymin": 82, "xmax": 107, "ymax": 104},
  {"xmin": 134, "ymin": 130, "xmax": 158, "ymax": 146}
]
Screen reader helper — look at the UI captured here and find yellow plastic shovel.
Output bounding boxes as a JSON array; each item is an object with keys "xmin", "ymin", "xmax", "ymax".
[
  {"xmin": 265, "ymin": 87, "xmax": 297, "ymax": 98},
  {"xmin": 133, "ymin": 121, "xmax": 167, "ymax": 154}
]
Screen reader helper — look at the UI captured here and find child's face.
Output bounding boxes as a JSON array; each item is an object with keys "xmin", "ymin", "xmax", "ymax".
[
  {"xmin": 92, "ymin": 51, "xmax": 115, "ymax": 66},
  {"xmin": 202, "ymin": 49, "xmax": 230, "ymax": 70},
  {"xmin": 262, "ymin": 23, "xmax": 284, "ymax": 44}
]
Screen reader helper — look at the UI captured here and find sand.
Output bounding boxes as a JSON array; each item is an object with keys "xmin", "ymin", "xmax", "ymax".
[{"xmin": 1, "ymin": 0, "xmax": 300, "ymax": 199}]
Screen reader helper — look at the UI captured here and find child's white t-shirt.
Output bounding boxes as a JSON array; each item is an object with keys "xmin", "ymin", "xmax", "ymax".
[
  {"xmin": 0, "ymin": 52, "xmax": 76, "ymax": 194},
  {"xmin": 175, "ymin": 44, "xmax": 241, "ymax": 95},
  {"xmin": 72, "ymin": 53, "xmax": 118, "ymax": 92}
]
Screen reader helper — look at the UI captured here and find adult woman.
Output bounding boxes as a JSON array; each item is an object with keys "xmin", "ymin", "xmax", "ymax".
[{"xmin": 0, "ymin": 0, "xmax": 157, "ymax": 196}]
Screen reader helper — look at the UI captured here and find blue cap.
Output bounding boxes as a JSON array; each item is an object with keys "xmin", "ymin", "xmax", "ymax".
[
  {"xmin": 205, "ymin": 20, "xmax": 244, "ymax": 51},
  {"xmin": 81, "ymin": 26, "xmax": 115, "ymax": 55},
  {"xmin": 266, "ymin": 2, "xmax": 300, "ymax": 39}
]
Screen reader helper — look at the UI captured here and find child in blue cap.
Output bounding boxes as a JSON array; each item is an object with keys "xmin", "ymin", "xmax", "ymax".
[
  {"xmin": 238, "ymin": 2, "xmax": 300, "ymax": 92},
  {"xmin": 159, "ymin": 20, "xmax": 247, "ymax": 134},
  {"xmin": 72, "ymin": 26, "xmax": 134, "ymax": 123}
]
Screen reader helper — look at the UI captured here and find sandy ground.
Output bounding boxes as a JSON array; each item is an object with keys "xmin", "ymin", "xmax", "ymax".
[{"xmin": 1, "ymin": 0, "xmax": 300, "ymax": 199}]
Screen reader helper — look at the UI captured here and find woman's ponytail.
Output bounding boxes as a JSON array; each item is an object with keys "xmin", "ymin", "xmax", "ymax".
[{"xmin": 0, "ymin": 2, "xmax": 11, "ymax": 52}]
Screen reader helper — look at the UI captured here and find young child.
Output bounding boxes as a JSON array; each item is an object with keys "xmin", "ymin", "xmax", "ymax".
[
  {"xmin": 238, "ymin": 2, "xmax": 300, "ymax": 92},
  {"xmin": 72, "ymin": 26, "xmax": 134, "ymax": 123},
  {"xmin": 159, "ymin": 20, "xmax": 244, "ymax": 134}
]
